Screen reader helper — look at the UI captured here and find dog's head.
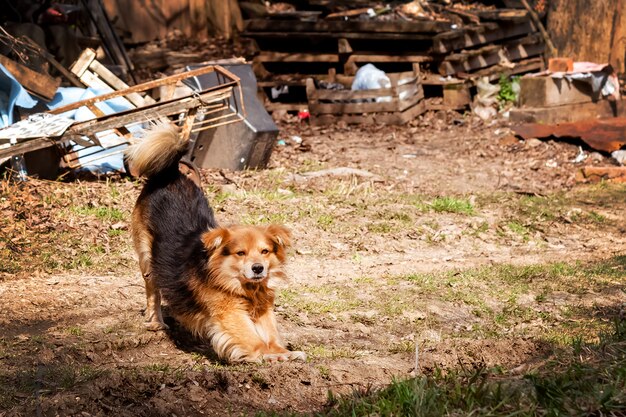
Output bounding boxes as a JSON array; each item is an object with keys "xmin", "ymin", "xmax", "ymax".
[{"xmin": 202, "ymin": 224, "xmax": 291, "ymax": 293}]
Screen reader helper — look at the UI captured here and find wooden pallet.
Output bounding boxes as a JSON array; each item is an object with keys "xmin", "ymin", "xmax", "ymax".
[{"xmin": 438, "ymin": 33, "xmax": 544, "ymax": 75}]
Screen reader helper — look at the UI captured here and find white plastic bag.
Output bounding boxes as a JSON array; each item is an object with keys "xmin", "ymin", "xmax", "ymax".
[{"xmin": 351, "ymin": 64, "xmax": 392, "ymax": 103}]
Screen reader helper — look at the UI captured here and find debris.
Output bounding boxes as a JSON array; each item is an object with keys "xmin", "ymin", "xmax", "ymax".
[
  {"xmin": 513, "ymin": 118, "xmax": 626, "ymax": 153},
  {"xmin": 0, "ymin": 54, "xmax": 60, "ymax": 101},
  {"xmin": 576, "ymin": 166, "xmax": 626, "ymax": 183},
  {"xmin": 0, "ymin": 65, "xmax": 245, "ymax": 175},
  {"xmin": 612, "ymin": 150, "xmax": 626, "ymax": 165},
  {"xmin": 472, "ymin": 77, "xmax": 500, "ymax": 121},
  {"xmin": 511, "ymin": 62, "xmax": 620, "ymax": 123},
  {"xmin": 571, "ymin": 146, "xmax": 588, "ymax": 163},
  {"xmin": 548, "ymin": 57, "xmax": 574, "ymax": 73}
]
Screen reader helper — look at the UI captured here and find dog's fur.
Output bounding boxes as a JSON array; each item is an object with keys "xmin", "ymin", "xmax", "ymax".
[{"xmin": 127, "ymin": 121, "xmax": 305, "ymax": 363}]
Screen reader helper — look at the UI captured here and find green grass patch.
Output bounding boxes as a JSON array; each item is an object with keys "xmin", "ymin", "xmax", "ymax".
[
  {"xmin": 260, "ymin": 319, "xmax": 626, "ymax": 417},
  {"xmin": 420, "ymin": 196, "xmax": 475, "ymax": 215},
  {"xmin": 72, "ymin": 205, "xmax": 125, "ymax": 222}
]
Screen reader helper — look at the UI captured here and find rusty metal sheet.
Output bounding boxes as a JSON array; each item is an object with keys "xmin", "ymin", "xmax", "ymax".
[{"xmin": 513, "ymin": 117, "xmax": 626, "ymax": 153}]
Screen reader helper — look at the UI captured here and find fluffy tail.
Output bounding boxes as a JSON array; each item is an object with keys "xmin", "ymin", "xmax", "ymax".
[{"xmin": 126, "ymin": 120, "xmax": 188, "ymax": 177}]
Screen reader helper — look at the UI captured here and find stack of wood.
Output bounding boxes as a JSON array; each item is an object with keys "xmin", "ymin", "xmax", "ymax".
[{"xmin": 243, "ymin": 0, "xmax": 548, "ymax": 117}]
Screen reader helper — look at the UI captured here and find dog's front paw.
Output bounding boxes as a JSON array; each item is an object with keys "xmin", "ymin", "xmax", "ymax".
[
  {"xmin": 262, "ymin": 351, "xmax": 306, "ymax": 363},
  {"xmin": 144, "ymin": 321, "xmax": 169, "ymax": 331}
]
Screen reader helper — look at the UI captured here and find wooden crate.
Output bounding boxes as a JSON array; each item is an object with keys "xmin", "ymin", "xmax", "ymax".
[{"xmin": 305, "ymin": 70, "xmax": 425, "ymax": 125}]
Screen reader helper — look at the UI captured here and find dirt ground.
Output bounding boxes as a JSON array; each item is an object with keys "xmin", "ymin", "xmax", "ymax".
[{"xmin": 1, "ymin": 111, "xmax": 625, "ymax": 416}]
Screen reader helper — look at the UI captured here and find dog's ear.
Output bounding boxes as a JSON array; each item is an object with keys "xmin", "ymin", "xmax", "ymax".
[
  {"xmin": 265, "ymin": 224, "xmax": 291, "ymax": 249},
  {"xmin": 201, "ymin": 228, "xmax": 230, "ymax": 252}
]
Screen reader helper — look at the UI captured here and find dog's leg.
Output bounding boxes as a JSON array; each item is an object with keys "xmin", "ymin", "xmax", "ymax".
[
  {"xmin": 142, "ymin": 268, "xmax": 168, "ymax": 331},
  {"xmin": 208, "ymin": 310, "xmax": 284, "ymax": 363},
  {"xmin": 133, "ymin": 219, "xmax": 168, "ymax": 331},
  {"xmin": 255, "ymin": 310, "xmax": 306, "ymax": 363}
]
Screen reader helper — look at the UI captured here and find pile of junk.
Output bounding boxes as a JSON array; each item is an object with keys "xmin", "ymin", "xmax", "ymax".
[{"xmin": 0, "ymin": 0, "xmax": 278, "ymax": 180}]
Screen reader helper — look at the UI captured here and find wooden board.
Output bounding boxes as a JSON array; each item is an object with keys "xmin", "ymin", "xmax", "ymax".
[
  {"xmin": 461, "ymin": 57, "xmax": 544, "ymax": 81},
  {"xmin": 245, "ymin": 19, "xmax": 452, "ymax": 34},
  {"xmin": 255, "ymin": 52, "xmax": 340, "ymax": 63},
  {"xmin": 242, "ymin": 30, "xmax": 433, "ymax": 41},
  {"xmin": 433, "ymin": 20, "xmax": 537, "ymax": 53},
  {"xmin": 0, "ymin": 55, "xmax": 60, "ymax": 101},
  {"xmin": 309, "ymin": 100, "xmax": 426, "ymax": 126},
  {"xmin": 509, "ymin": 100, "xmax": 625, "ymax": 124}
]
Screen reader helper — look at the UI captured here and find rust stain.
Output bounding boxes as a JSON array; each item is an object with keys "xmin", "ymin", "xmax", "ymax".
[{"xmin": 513, "ymin": 118, "xmax": 626, "ymax": 153}]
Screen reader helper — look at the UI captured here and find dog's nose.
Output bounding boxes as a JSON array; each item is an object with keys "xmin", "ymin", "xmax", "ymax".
[{"xmin": 252, "ymin": 263, "xmax": 264, "ymax": 274}]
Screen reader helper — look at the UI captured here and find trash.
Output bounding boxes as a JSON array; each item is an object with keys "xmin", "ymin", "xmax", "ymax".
[
  {"xmin": 0, "ymin": 113, "xmax": 75, "ymax": 140},
  {"xmin": 572, "ymin": 146, "xmax": 588, "ymax": 163},
  {"xmin": 290, "ymin": 136, "xmax": 303, "ymax": 144},
  {"xmin": 352, "ymin": 64, "xmax": 392, "ymax": 103},
  {"xmin": 545, "ymin": 159, "xmax": 558, "ymax": 168},
  {"xmin": 472, "ymin": 77, "xmax": 499, "ymax": 121},
  {"xmin": 612, "ymin": 150, "xmax": 626, "ymax": 165},
  {"xmin": 10, "ymin": 153, "xmax": 27, "ymax": 181}
]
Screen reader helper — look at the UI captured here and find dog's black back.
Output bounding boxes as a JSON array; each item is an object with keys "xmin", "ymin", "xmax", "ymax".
[{"xmin": 140, "ymin": 166, "xmax": 218, "ymax": 315}]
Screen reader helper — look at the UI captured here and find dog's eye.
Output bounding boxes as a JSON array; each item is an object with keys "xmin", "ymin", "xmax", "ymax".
[
  {"xmin": 261, "ymin": 249, "xmax": 269, "ymax": 255},
  {"xmin": 237, "ymin": 251, "xmax": 245, "ymax": 256}
]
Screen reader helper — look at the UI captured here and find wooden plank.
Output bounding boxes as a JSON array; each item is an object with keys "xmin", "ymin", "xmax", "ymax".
[
  {"xmin": 256, "ymin": 52, "xmax": 340, "ymax": 63},
  {"xmin": 0, "ymin": 55, "xmax": 60, "ymax": 101},
  {"xmin": 242, "ymin": 30, "xmax": 433, "ymax": 41},
  {"xmin": 0, "ymin": 137, "xmax": 59, "ymax": 160},
  {"xmin": 476, "ymin": 9, "xmax": 529, "ymax": 21},
  {"xmin": 347, "ymin": 54, "xmax": 433, "ymax": 64},
  {"xmin": 22, "ymin": 36, "xmax": 83, "ymax": 88},
  {"xmin": 82, "ymin": 0, "xmax": 135, "ymax": 81},
  {"xmin": 344, "ymin": 54, "xmax": 432, "ymax": 75},
  {"xmin": 245, "ymin": 19, "xmax": 452, "ymax": 34},
  {"xmin": 519, "ymin": 76, "xmax": 595, "ymax": 107},
  {"xmin": 432, "ymin": 20, "xmax": 537, "ymax": 53},
  {"xmin": 460, "ymin": 57, "xmax": 545, "ymax": 81},
  {"xmin": 310, "ymin": 100, "xmax": 426, "ymax": 126},
  {"xmin": 67, "ymin": 88, "xmax": 233, "ymax": 136},
  {"xmin": 70, "ymin": 48, "xmax": 97, "ymax": 78},
  {"xmin": 308, "ymin": 88, "xmax": 423, "ymax": 114},
  {"xmin": 49, "ymin": 65, "xmax": 223, "ymax": 115},
  {"xmin": 88, "ymin": 59, "xmax": 156, "ymax": 105},
  {"xmin": 509, "ymin": 100, "xmax": 626, "ymax": 124}
]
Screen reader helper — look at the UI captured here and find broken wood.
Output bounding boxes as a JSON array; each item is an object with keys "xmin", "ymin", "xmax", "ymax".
[
  {"xmin": 70, "ymin": 48, "xmax": 155, "ymax": 107},
  {"xmin": 1, "ymin": 65, "xmax": 244, "ymax": 162},
  {"xmin": 21, "ymin": 36, "xmax": 83, "ymax": 88},
  {"xmin": 0, "ymin": 54, "xmax": 60, "ymax": 100},
  {"xmin": 509, "ymin": 100, "xmax": 625, "ymax": 124}
]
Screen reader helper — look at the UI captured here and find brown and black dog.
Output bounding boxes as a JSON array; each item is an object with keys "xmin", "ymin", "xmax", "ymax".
[{"xmin": 126, "ymin": 121, "xmax": 305, "ymax": 363}]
